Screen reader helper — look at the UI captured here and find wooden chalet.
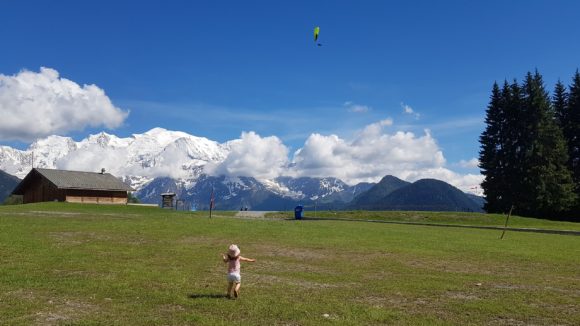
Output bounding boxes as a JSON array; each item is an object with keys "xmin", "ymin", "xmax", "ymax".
[
  {"xmin": 12, "ymin": 168, "xmax": 134, "ymax": 204},
  {"xmin": 161, "ymin": 192, "xmax": 176, "ymax": 209}
]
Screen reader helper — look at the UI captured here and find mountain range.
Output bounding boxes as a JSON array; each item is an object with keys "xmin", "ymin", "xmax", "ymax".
[
  {"xmin": 350, "ymin": 176, "xmax": 482, "ymax": 212},
  {"xmin": 0, "ymin": 169, "xmax": 20, "ymax": 203},
  {"xmin": 0, "ymin": 128, "xmax": 484, "ymax": 211}
]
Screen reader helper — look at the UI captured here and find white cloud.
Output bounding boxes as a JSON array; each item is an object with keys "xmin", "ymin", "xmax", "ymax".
[
  {"xmin": 457, "ymin": 158, "xmax": 480, "ymax": 169},
  {"xmin": 400, "ymin": 168, "xmax": 484, "ymax": 193},
  {"xmin": 281, "ymin": 118, "xmax": 481, "ymax": 192},
  {"xmin": 289, "ymin": 119, "xmax": 446, "ymax": 184},
  {"xmin": 204, "ymin": 131, "xmax": 289, "ymax": 179},
  {"xmin": 359, "ymin": 118, "xmax": 393, "ymax": 137},
  {"xmin": 57, "ymin": 145, "xmax": 129, "ymax": 177},
  {"xmin": 401, "ymin": 102, "xmax": 420, "ymax": 119},
  {"xmin": 344, "ymin": 101, "xmax": 370, "ymax": 113},
  {"xmin": 0, "ymin": 67, "xmax": 128, "ymax": 141}
]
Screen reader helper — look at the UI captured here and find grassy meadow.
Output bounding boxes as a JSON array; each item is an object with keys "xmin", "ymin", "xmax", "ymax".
[
  {"xmin": 266, "ymin": 210, "xmax": 580, "ymax": 231},
  {"xmin": 0, "ymin": 203, "xmax": 579, "ymax": 325}
]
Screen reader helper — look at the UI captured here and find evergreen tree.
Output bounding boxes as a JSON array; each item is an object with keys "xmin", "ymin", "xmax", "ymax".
[
  {"xmin": 553, "ymin": 80, "xmax": 568, "ymax": 126},
  {"xmin": 128, "ymin": 192, "xmax": 140, "ymax": 204},
  {"xmin": 503, "ymin": 80, "xmax": 526, "ymax": 212},
  {"xmin": 565, "ymin": 70, "xmax": 580, "ymax": 214},
  {"xmin": 479, "ymin": 82, "xmax": 506, "ymax": 213},
  {"xmin": 517, "ymin": 71, "xmax": 576, "ymax": 217}
]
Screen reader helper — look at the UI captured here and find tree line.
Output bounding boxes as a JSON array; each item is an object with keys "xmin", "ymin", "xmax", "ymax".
[{"xmin": 479, "ymin": 70, "xmax": 580, "ymax": 220}]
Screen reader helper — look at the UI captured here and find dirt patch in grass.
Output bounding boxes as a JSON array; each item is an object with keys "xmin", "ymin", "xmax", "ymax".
[
  {"xmin": 4, "ymin": 290, "xmax": 98, "ymax": 326},
  {"xmin": 177, "ymin": 236, "xmax": 223, "ymax": 246},
  {"xmin": 486, "ymin": 316, "xmax": 568, "ymax": 326},
  {"xmin": 48, "ymin": 231, "xmax": 111, "ymax": 246},
  {"xmin": 253, "ymin": 244, "xmax": 330, "ymax": 261},
  {"xmin": 0, "ymin": 211, "xmax": 85, "ymax": 218},
  {"xmin": 491, "ymin": 283, "xmax": 580, "ymax": 296},
  {"xmin": 34, "ymin": 299, "xmax": 97, "ymax": 326},
  {"xmin": 256, "ymin": 260, "xmax": 332, "ymax": 275},
  {"xmin": 5, "ymin": 289, "xmax": 38, "ymax": 301},
  {"xmin": 397, "ymin": 256, "xmax": 525, "ymax": 277},
  {"xmin": 48, "ymin": 231, "xmax": 154, "ymax": 247},
  {"xmin": 30, "ymin": 211, "xmax": 86, "ymax": 217},
  {"xmin": 444, "ymin": 291, "xmax": 480, "ymax": 300},
  {"xmin": 249, "ymin": 273, "xmax": 340, "ymax": 290},
  {"xmin": 3, "ymin": 210, "xmax": 139, "ymax": 220},
  {"xmin": 158, "ymin": 303, "xmax": 186, "ymax": 314},
  {"xmin": 354, "ymin": 293, "xmax": 440, "ymax": 313}
]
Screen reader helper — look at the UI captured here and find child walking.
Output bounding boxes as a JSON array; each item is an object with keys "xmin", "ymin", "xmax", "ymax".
[{"xmin": 222, "ymin": 244, "xmax": 255, "ymax": 299}]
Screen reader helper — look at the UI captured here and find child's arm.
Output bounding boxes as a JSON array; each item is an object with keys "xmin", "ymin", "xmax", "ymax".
[
  {"xmin": 221, "ymin": 254, "xmax": 229, "ymax": 263},
  {"xmin": 240, "ymin": 256, "xmax": 256, "ymax": 262}
]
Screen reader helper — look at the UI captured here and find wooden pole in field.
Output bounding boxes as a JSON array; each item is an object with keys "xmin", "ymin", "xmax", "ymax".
[
  {"xmin": 209, "ymin": 189, "xmax": 214, "ymax": 219},
  {"xmin": 500, "ymin": 205, "xmax": 514, "ymax": 240}
]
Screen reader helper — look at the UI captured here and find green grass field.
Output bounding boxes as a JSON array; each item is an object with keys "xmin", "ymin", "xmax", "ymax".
[
  {"xmin": 1, "ymin": 203, "xmax": 578, "ymax": 325},
  {"xmin": 267, "ymin": 210, "xmax": 580, "ymax": 231}
]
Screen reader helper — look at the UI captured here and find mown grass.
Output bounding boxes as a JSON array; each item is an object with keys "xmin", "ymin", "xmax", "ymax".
[
  {"xmin": 0, "ymin": 203, "xmax": 578, "ymax": 325},
  {"xmin": 266, "ymin": 210, "xmax": 580, "ymax": 231}
]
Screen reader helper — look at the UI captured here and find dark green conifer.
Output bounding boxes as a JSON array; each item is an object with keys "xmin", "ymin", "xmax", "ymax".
[
  {"xmin": 479, "ymin": 82, "xmax": 506, "ymax": 213},
  {"xmin": 517, "ymin": 71, "xmax": 576, "ymax": 217},
  {"xmin": 553, "ymin": 80, "xmax": 568, "ymax": 126},
  {"xmin": 565, "ymin": 70, "xmax": 580, "ymax": 215}
]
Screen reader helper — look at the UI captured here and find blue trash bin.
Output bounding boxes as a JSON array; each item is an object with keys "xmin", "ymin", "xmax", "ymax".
[{"xmin": 294, "ymin": 205, "xmax": 303, "ymax": 219}]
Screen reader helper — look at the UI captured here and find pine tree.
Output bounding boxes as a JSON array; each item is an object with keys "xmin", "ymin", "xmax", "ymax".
[
  {"xmin": 479, "ymin": 82, "xmax": 506, "ymax": 213},
  {"xmin": 565, "ymin": 70, "xmax": 580, "ymax": 215},
  {"xmin": 553, "ymin": 80, "xmax": 568, "ymax": 126},
  {"xmin": 503, "ymin": 80, "xmax": 525, "ymax": 212},
  {"xmin": 517, "ymin": 71, "xmax": 576, "ymax": 217}
]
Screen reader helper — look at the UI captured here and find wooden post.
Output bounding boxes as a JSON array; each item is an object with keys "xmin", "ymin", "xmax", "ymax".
[
  {"xmin": 500, "ymin": 205, "xmax": 514, "ymax": 240},
  {"xmin": 209, "ymin": 189, "xmax": 214, "ymax": 218}
]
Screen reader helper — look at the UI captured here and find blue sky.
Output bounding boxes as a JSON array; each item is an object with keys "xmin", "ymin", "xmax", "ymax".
[{"xmin": 1, "ymin": 1, "xmax": 579, "ymax": 186}]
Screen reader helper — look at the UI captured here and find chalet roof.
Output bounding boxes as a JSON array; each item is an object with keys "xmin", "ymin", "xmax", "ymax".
[{"xmin": 12, "ymin": 168, "xmax": 134, "ymax": 194}]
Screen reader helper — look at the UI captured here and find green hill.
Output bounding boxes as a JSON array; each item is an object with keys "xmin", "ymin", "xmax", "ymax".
[
  {"xmin": 0, "ymin": 169, "xmax": 20, "ymax": 203},
  {"xmin": 378, "ymin": 179, "xmax": 483, "ymax": 212},
  {"xmin": 352, "ymin": 177, "xmax": 483, "ymax": 212},
  {"xmin": 349, "ymin": 175, "xmax": 410, "ymax": 209}
]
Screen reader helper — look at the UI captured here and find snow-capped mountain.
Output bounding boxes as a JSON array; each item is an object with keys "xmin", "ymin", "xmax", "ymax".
[
  {"xmin": 0, "ymin": 128, "xmax": 228, "ymax": 189},
  {"xmin": 0, "ymin": 128, "xmax": 484, "ymax": 211},
  {"xmin": 135, "ymin": 174, "xmax": 373, "ymax": 210},
  {"xmin": 0, "ymin": 128, "xmax": 369, "ymax": 209}
]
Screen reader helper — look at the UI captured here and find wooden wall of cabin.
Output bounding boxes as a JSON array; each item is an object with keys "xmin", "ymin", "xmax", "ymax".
[
  {"xmin": 65, "ymin": 189, "xmax": 128, "ymax": 204},
  {"xmin": 22, "ymin": 177, "xmax": 65, "ymax": 203}
]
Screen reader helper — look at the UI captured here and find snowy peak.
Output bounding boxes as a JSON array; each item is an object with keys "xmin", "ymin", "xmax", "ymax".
[
  {"xmin": 81, "ymin": 132, "xmax": 131, "ymax": 148},
  {"xmin": 141, "ymin": 127, "xmax": 195, "ymax": 147},
  {"xmin": 275, "ymin": 176, "xmax": 348, "ymax": 200},
  {"xmin": 0, "ymin": 128, "xmax": 229, "ymax": 182},
  {"xmin": 29, "ymin": 135, "xmax": 77, "ymax": 153},
  {"xmin": 162, "ymin": 136, "xmax": 227, "ymax": 162}
]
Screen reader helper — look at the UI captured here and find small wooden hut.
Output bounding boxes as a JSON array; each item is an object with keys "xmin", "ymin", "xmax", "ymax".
[
  {"xmin": 161, "ymin": 193, "xmax": 176, "ymax": 209},
  {"xmin": 11, "ymin": 168, "xmax": 134, "ymax": 204}
]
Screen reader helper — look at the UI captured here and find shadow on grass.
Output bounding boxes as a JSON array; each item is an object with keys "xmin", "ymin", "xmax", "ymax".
[{"xmin": 188, "ymin": 293, "xmax": 228, "ymax": 299}]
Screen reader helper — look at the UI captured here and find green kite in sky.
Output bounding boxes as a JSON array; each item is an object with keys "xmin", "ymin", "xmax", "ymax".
[{"xmin": 314, "ymin": 26, "xmax": 321, "ymax": 46}]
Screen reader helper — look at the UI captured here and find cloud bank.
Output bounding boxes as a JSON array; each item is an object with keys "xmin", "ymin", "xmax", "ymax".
[
  {"xmin": 0, "ymin": 67, "xmax": 128, "ymax": 141},
  {"xmin": 204, "ymin": 119, "xmax": 481, "ymax": 192},
  {"xmin": 457, "ymin": 158, "xmax": 479, "ymax": 169},
  {"xmin": 205, "ymin": 131, "xmax": 289, "ymax": 180}
]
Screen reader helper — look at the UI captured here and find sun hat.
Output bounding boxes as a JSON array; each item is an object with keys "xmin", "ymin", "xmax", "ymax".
[{"xmin": 228, "ymin": 244, "xmax": 240, "ymax": 257}]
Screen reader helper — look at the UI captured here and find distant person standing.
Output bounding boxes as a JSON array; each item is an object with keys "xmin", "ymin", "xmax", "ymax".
[{"xmin": 221, "ymin": 244, "xmax": 255, "ymax": 299}]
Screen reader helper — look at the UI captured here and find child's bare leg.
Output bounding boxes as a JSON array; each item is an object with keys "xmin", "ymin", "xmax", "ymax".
[
  {"xmin": 233, "ymin": 282, "xmax": 241, "ymax": 298},
  {"xmin": 226, "ymin": 282, "xmax": 234, "ymax": 297}
]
